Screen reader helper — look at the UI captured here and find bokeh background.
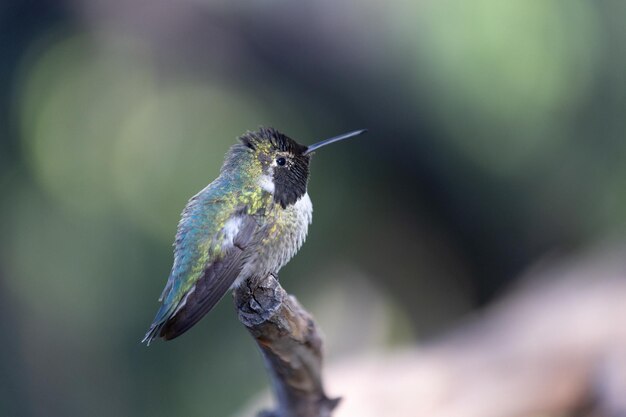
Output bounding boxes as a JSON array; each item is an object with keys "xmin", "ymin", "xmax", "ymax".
[{"xmin": 1, "ymin": 1, "xmax": 626, "ymax": 416}]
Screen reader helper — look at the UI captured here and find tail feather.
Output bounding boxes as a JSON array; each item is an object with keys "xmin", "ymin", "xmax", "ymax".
[
  {"xmin": 141, "ymin": 324, "xmax": 162, "ymax": 346},
  {"xmin": 141, "ymin": 302, "xmax": 174, "ymax": 345}
]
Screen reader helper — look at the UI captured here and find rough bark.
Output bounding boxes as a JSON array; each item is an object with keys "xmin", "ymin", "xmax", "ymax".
[{"xmin": 234, "ymin": 274, "xmax": 339, "ymax": 417}]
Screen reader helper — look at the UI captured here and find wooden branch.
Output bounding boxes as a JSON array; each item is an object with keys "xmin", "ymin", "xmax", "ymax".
[{"xmin": 233, "ymin": 274, "xmax": 339, "ymax": 417}]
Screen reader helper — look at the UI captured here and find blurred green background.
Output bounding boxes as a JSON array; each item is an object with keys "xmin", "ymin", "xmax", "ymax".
[{"xmin": 1, "ymin": 0, "xmax": 625, "ymax": 416}]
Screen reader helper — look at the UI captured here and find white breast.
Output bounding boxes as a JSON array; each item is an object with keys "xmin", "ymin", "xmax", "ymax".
[
  {"xmin": 291, "ymin": 192, "xmax": 313, "ymax": 247},
  {"xmin": 233, "ymin": 192, "xmax": 313, "ymax": 288}
]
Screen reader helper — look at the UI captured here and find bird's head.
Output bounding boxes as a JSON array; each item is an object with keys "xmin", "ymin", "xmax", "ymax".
[{"xmin": 232, "ymin": 127, "xmax": 366, "ymax": 208}]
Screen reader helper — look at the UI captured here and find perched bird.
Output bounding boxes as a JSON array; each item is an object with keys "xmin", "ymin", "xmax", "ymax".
[{"xmin": 142, "ymin": 127, "xmax": 366, "ymax": 344}]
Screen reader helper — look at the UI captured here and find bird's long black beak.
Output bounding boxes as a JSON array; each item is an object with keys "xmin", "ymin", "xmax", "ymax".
[{"xmin": 303, "ymin": 129, "xmax": 367, "ymax": 155}]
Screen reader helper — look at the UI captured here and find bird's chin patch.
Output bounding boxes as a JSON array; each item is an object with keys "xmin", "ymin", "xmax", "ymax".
[{"xmin": 258, "ymin": 174, "xmax": 275, "ymax": 194}]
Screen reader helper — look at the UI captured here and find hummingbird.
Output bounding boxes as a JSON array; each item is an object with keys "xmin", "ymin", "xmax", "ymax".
[{"xmin": 142, "ymin": 127, "xmax": 367, "ymax": 344}]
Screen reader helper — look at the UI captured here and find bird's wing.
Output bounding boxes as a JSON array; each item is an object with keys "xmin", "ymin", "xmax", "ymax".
[
  {"xmin": 142, "ymin": 190, "xmax": 262, "ymax": 344},
  {"xmin": 161, "ymin": 214, "xmax": 257, "ymax": 341}
]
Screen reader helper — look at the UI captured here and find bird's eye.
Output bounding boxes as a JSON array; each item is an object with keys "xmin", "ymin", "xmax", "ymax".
[{"xmin": 276, "ymin": 157, "xmax": 286, "ymax": 166}]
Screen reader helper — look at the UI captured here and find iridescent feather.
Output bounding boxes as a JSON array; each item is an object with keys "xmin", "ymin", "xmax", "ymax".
[{"xmin": 142, "ymin": 142, "xmax": 269, "ymax": 344}]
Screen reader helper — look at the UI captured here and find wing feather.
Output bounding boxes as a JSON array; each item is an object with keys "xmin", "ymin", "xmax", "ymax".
[
  {"xmin": 142, "ymin": 214, "xmax": 258, "ymax": 344},
  {"xmin": 160, "ymin": 215, "xmax": 257, "ymax": 339}
]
